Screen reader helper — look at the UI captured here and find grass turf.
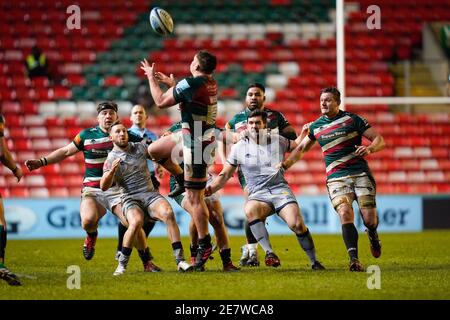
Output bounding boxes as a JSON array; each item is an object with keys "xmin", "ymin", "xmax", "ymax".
[{"xmin": 1, "ymin": 231, "xmax": 450, "ymax": 300}]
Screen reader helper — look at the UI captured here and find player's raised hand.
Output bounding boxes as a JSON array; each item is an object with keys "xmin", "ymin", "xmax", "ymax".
[
  {"xmin": 24, "ymin": 159, "xmax": 43, "ymax": 171},
  {"xmin": 155, "ymin": 71, "xmax": 175, "ymax": 87},
  {"xmin": 140, "ymin": 59, "xmax": 155, "ymax": 78},
  {"xmin": 111, "ymin": 158, "xmax": 121, "ymax": 172},
  {"xmin": 301, "ymin": 122, "xmax": 312, "ymax": 134}
]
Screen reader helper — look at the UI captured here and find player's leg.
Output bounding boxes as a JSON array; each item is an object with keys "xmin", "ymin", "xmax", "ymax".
[
  {"xmin": 149, "ymin": 197, "xmax": 192, "ymax": 272},
  {"xmin": 277, "ymin": 203, "xmax": 325, "ymax": 270},
  {"xmin": 79, "ymin": 194, "xmax": 106, "ymax": 261},
  {"xmin": 206, "ymin": 199, "xmax": 239, "ymax": 271},
  {"xmin": 102, "ymin": 189, "xmax": 128, "ymax": 260},
  {"xmin": 112, "ymin": 203, "xmax": 160, "ymax": 272},
  {"xmin": 116, "ymin": 220, "xmax": 156, "ymax": 255},
  {"xmin": 182, "ymin": 161, "xmax": 213, "ymax": 269},
  {"xmin": 240, "ymin": 187, "xmax": 260, "ymax": 267},
  {"xmin": 134, "ymin": 223, "xmax": 161, "ymax": 273},
  {"xmin": 0, "ymin": 199, "xmax": 21, "ymax": 286},
  {"xmin": 177, "ymin": 195, "xmax": 199, "ymax": 265},
  {"xmin": 0, "ymin": 199, "xmax": 7, "ymax": 267},
  {"xmin": 181, "ymin": 136, "xmax": 214, "ymax": 269},
  {"xmin": 328, "ymin": 180, "xmax": 364, "ymax": 271},
  {"xmin": 188, "ymin": 218, "xmax": 199, "ymax": 265},
  {"xmin": 242, "ymin": 220, "xmax": 259, "ymax": 266},
  {"xmin": 245, "ymin": 200, "xmax": 280, "ymax": 267},
  {"xmin": 184, "ymin": 187, "xmax": 212, "ymax": 269},
  {"xmin": 148, "ymin": 134, "xmax": 185, "ymax": 197},
  {"xmin": 114, "ymin": 206, "xmax": 144, "ymax": 276},
  {"xmin": 355, "ymin": 175, "xmax": 381, "ymax": 258}
]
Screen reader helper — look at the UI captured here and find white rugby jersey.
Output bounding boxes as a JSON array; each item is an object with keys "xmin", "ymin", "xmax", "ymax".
[
  {"xmin": 104, "ymin": 141, "xmax": 155, "ymax": 196},
  {"xmin": 227, "ymin": 133, "xmax": 291, "ymax": 194}
]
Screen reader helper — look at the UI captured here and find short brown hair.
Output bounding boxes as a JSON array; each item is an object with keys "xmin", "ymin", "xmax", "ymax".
[
  {"xmin": 108, "ymin": 119, "xmax": 123, "ymax": 133},
  {"xmin": 196, "ymin": 50, "xmax": 217, "ymax": 74},
  {"xmin": 320, "ymin": 87, "xmax": 341, "ymax": 105},
  {"xmin": 247, "ymin": 109, "xmax": 267, "ymax": 123}
]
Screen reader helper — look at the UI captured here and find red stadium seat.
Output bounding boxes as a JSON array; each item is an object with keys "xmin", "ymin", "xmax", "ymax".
[
  {"xmin": 29, "ymin": 187, "xmax": 50, "ymax": 198},
  {"xmin": 49, "ymin": 187, "xmax": 70, "ymax": 197},
  {"xmin": 9, "ymin": 187, "xmax": 29, "ymax": 198}
]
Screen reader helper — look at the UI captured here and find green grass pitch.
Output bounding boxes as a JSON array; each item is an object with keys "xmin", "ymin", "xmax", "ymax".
[{"xmin": 1, "ymin": 231, "xmax": 450, "ymax": 300}]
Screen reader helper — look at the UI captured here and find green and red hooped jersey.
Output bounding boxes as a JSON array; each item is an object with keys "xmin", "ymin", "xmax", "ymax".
[
  {"xmin": 308, "ymin": 110, "xmax": 372, "ymax": 181},
  {"xmin": 173, "ymin": 75, "xmax": 218, "ymax": 142}
]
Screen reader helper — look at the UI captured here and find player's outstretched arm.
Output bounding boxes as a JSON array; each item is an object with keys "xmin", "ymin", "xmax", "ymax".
[
  {"xmin": 140, "ymin": 59, "xmax": 176, "ymax": 108},
  {"xmin": 280, "ymin": 124, "xmax": 297, "ymax": 140},
  {"xmin": 279, "ymin": 136, "xmax": 316, "ymax": 171},
  {"xmin": 205, "ymin": 163, "xmax": 237, "ymax": 196},
  {"xmin": 25, "ymin": 142, "xmax": 79, "ymax": 171},
  {"xmin": 100, "ymin": 158, "xmax": 120, "ymax": 191},
  {"xmin": 154, "ymin": 71, "xmax": 176, "ymax": 87},
  {"xmin": 0, "ymin": 137, "xmax": 22, "ymax": 182}
]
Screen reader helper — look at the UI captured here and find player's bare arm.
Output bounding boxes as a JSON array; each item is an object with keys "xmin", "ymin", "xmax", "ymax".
[
  {"xmin": 205, "ymin": 163, "xmax": 237, "ymax": 196},
  {"xmin": 295, "ymin": 122, "xmax": 312, "ymax": 144},
  {"xmin": 140, "ymin": 59, "xmax": 176, "ymax": 108},
  {"xmin": 279, "ymin": 136, "xmax": 316, "ymax": 170},
  {"xmin": 25, "ymin": 142, "xmax": 79, "ymax": 171},
  {"xmin": 280, "ymin": 124, "xmax": 297, "ymax": 140},
  {"xmin": 354, "ymin": 127, "xmax": 385, "ymax": 157},
  {"xmin": 219, "ymin": 124, "xmax": 237, "ymax": 162},
  {"xmin": 100, "ymin": 158, "xmax": 121, "ymax": 191},
  {"xmin": 154, "ymin": 71, "xmax": 176, "ymax": 87},
  {"xmin": 0, "ymin": 137, "xmax": 23, "ymax": 182}
]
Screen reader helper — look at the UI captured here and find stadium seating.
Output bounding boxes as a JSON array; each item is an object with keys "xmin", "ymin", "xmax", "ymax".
[{"xmin": 0, "ymin": 0, "xmax": 449, "ymax": 197}]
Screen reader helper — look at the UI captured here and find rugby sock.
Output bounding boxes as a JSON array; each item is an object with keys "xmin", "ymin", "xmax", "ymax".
[
  {"xmin": 119, "ymin": 247, "xmax": 131, "ymax": 267},
  {"xmin": 367, "ymin": 227, "xmax": 379, "ymax": 241},
  {"xmin": 296, "ymin": 229, "xmax": 317, "ymax": 264},
  {"xmin": 342, "ymin": 223, "xmax": 359, "ymax": 260},
  {"xmin": 138, "ymin": 247, "xmax": 151, "ymax": 264},
  {"xmin": 249, "ymin": 219, "xmax": 274, "ymax": 254},
  {"xmin": 87, "ymin": 230, "xmax": 98, "ymax": 238},
  {"xmin": 365, "ymin": 218, "xmax": 379, "ymax": 241},
  {"xmin": 117, "ymin": 223, "xmax": 127, "ymax": 252},
  {"xmin": 198, "ymin": 234, "xmax": 211, "ymax": 247},
  {"xmin": 143, "ymin": 220, "xmax": 156, "ymax": 237},
  {"xmin": 121, "ymin": 246, "xmax": 132, "ymax": 257},
  {"xmin": 244, "ymin": 220, "xmax": 258, "ymax": 244},
  {"xmin": 219, "ymin": 248, "xmax": 232, "ymax": 266},
  {"xmin": 172, "ymin": 241, "xmax": 185, "ymax": 264},
  {"xmin": 0, "ymin": 226, "xmax": 6, "ymax": 263},
  {"xmin": 190, "ymin": 244, "xmax": 198, "ymax": 260}
]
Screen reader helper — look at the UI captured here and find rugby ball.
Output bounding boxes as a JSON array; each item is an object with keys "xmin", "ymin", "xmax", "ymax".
[{"xmin": 149, "ymin": 7, "xmax": 174, "ymax": 36}]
